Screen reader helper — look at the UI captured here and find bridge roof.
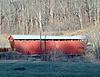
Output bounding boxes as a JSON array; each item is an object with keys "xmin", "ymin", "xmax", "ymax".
[{"xmin": 9, "ymin": 35, "xmax": 87, "ymax": 40}]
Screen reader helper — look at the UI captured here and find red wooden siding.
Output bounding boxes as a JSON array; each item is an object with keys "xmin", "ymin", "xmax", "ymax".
[{"xmin": 9, "ymin": 35, "xmax": 87, "ymax": 55}]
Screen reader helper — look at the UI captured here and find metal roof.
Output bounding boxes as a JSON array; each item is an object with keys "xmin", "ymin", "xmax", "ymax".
[{"xmin": 10, "ymin": 35, "xmax": 87, "ymax": 40}]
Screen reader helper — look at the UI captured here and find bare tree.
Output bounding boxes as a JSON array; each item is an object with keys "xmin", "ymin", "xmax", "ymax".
[{"xmin": 0, "ymin": 0, "xmax": 99, "ymax": 34}]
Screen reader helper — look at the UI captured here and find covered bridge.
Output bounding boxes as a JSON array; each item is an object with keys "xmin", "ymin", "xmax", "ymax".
[{"xmin": 9, "ymin": 35, "xmax": 88, "ymax": 55}]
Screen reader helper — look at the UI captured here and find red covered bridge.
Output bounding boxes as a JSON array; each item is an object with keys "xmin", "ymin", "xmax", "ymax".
[{"xmin": 9, "ymin": 35, "xmax": 88, "ymax": 55}]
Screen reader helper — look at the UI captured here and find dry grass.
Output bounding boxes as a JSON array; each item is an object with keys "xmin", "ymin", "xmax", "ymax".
[
  {"xmin": 43, "ymin": 23, "xmax": 100, "ymax": 36},
  {"xmin": 0, "ymin": 34, "xmax": 10, "ymax": 48}
]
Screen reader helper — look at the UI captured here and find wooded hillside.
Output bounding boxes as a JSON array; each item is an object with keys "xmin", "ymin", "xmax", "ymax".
[{"xmin": 0, "ymin": 0, "xmax": 100, "ymax": 34}]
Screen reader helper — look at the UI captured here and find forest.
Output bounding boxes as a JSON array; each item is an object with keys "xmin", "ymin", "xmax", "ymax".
[{"xmin": 0, "ymin": 0, "xmax": 99, "ymax": 34}]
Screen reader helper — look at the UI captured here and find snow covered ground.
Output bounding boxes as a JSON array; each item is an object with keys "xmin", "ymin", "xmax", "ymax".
[{"xmin": 0, "ymin": 61, "xmax": 100, "ymax": 77}]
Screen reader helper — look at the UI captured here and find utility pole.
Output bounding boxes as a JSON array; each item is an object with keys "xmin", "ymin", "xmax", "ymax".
[
  {"xmin": 38, "ymin": 0, "xmax": 43, "ymax": 34},
  {"xmin": 39, "ymin": 10, "xmax": 42, "ymax": 56}
]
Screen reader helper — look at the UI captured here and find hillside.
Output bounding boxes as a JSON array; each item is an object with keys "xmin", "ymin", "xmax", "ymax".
[{"xmin": 0, "ymin": 0, "xmax": 100, "ymax": 34}]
